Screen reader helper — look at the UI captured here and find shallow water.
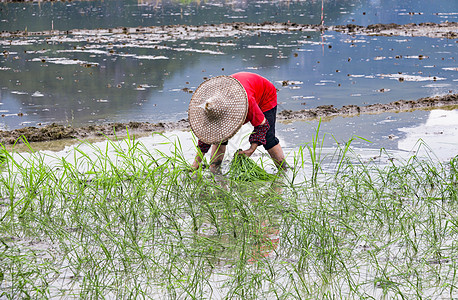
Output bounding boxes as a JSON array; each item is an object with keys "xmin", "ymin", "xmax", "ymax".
[
  {"xmin": 279, "ymin": 108, "xmax": 458, "ymax": 161},
  {"xmin": 0, "ymin": 0, "xmax": 457, "ymax": 154}
]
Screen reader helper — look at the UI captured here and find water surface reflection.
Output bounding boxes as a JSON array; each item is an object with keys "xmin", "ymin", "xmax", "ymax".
[{"xmin": 1, "ymin": 27, "xmax": 455, "ymax": 130}]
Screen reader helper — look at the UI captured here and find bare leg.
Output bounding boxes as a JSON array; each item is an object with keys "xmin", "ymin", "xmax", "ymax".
[
  {"xmin": 267, "ymin": 144, "xmax": 287, "ymax": 170},
  {"xmin": 209, "ymin": 144, "xmax": 226, "ymax": 173},
  {"xmin": 191, "ymin": 154, "xmax": 203, "ymax": 169}
]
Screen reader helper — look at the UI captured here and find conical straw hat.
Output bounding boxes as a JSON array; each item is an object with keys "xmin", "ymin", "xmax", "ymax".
[{"xmin": 188, "ymin": 76, "xmax": 248, "ymax": 145}]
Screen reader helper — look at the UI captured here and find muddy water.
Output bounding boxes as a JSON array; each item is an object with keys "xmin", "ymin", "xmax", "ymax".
[{"xmin": 0, "ymin": 0, "xmax": 457, "ymax": 157}]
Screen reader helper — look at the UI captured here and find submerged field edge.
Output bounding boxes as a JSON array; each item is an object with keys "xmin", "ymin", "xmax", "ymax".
[{"xmin": 0, "ymin": 93, "xmax": 456, "ymax": 145}]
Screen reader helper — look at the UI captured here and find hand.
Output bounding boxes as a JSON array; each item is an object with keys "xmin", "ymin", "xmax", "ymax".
[
  {"xmin": 191, "ymin": 160, "xmax": 200, "ymax": 170},
  {"xmin": 237, "ymin": 143, "xmax": 258, "ymax": 158},
  {"xmin": 238, "ymin": 149, "xmax": 254, "ymax": 158}
]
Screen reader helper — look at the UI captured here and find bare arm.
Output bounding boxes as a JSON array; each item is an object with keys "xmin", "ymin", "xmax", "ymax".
[{"xmin": 239, "ymin": 118, "xmax": 268, "ymax": 158}]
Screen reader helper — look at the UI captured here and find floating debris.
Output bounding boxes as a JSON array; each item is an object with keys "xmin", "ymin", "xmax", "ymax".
[
  {"xmin": 404, "ymin": 55, "xmax": 429, "ymax": 59},
  {"xmin": 31, "ymin": 57, "xmax": 99, "ymax": 66},
  {"xmin": 247, "ymin": 45, "xmax": 277, "ymax": 49},
  {"xmin": 280, "ymin": 80, "xmax": 303, "ymax": 86},
  {"xmin": 379, "ymin": 74, "xmax": 446, "ymax": 81},
  {"xmin": 31, "ymin": 91, "xmax": 44, "ymax": 97}
]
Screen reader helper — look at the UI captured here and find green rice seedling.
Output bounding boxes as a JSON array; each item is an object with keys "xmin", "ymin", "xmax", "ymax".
[
  {"xmin": 0, "ymin": 147, "xmax": 7, "ymax": 168},
  {"xmin": 306, "ymin": 118, "xmax": 326, "ymax": 185},
  {"xmin": 288, "ymin": 144, "xmax": 306, "ymax": 187},
  {"xmin": 447, "ymin": 155, "xmax": 458, "ymax": 202}
]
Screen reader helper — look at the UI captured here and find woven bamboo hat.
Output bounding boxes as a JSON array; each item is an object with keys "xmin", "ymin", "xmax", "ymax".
[{"xmin": 188, "ymin": 76, "xmax": 248, "ymax": 145}]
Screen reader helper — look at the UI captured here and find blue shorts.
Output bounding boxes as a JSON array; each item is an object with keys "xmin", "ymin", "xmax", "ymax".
[{"xmin": 263, "ymin": 106, "xmax": 280, "ymax": 150}]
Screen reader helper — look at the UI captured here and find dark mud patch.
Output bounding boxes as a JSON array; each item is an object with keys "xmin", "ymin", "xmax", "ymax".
[
  {"xmin": 332, "ymin": 22, "xmax": 458, "ymax": 39},
  {"xmin": 278, "ymin": 93, "xmax": 458, "ymax": 121},
  {"xmin": 0, "ymin": 119, "xmax": 189, "ymax": 145},
  {"xmin": 0, "ymin": 94, "xmax": 456, "ymax": 145}
]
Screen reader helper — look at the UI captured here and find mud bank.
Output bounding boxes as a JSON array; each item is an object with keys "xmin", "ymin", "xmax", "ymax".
[
  {"xmin": 1, "ymin": 21, "xmax": 457, "ymax": 40},
  {"xmin": 278, "ymin": 93, "xmax": 458, "ymax": 121},
  {"xmin": 0, "ymin": 119, "xmax": 190, "ymax": 145},
  {"xmin": 332, "ymin": 22, "xmax": 458, "ymax": 39},
  {"xmin": 0, "ymin": 94, "xmax": 456, "ymax": 145}
]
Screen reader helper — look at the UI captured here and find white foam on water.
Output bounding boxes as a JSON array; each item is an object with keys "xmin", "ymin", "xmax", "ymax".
[{"xmin": 379, "ymin": 74, "xmax": 446, "ymax": 81}]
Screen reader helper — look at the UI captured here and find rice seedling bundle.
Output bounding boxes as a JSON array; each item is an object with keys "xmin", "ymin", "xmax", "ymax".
[{"xmin": 226, "ymin": 153, "xmax": 276, "ymax": 182}]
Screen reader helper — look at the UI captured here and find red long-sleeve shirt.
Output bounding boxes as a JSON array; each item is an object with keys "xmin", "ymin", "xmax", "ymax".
[{"xmin": 230, "ymin": 72, "xmax": 277, "ymax": 127}]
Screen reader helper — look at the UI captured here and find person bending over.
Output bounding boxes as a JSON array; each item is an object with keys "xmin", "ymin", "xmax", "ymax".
[{"xmin": 188, "ymin": 72, "xmax": 286, "ymax": 172}]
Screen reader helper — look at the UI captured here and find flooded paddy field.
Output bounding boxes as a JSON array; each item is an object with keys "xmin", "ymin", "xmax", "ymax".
[
  {"xmin": 0, "ymin": 130, "xmax": 458, "ymax": 299},
  {"xmin": 0, "ymin": 0, "xmax": 458, "ymax": 298}
]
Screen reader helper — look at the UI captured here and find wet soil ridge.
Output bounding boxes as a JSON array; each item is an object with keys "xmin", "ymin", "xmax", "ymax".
[
  {"xmin": 0, "ymin": 94, "xmax": 456, "ymax": 145},
  {"xmin": 1, "ymin": 21, "xmax": 457, "ymax": 40},
  {"xmin": 333, "ymin": 22, "xmax": 458, "ymax": 39},
  {"xmin": 278, "ymin": 93, "xmax": 458, "ymax": 121},
  {"xmin": 0, "ymin": 119, "xmax": 189, "ymax": 145},
  {"xmin": 0, "ymin": 22, "xmax": 323, "ymax": 40}
]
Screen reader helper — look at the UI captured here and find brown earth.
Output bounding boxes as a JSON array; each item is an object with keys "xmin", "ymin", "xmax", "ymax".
[
  {"xmin": 1, "ymin": 94, "xmax": 456, "ymax": 145},
  {"xmin": 0, "ymin": 119, "xmax": 190, "ymax": 145},
  {"xmin": 332, "ymin": 22, "xmax": 458, "ymax": 39},
  {"xmin": 1, "ymin": 21, "xmax": 457, "ymax": 40},
  {"xmin": 277, "ymin": 93, "xmax": 458, "ymax": 120}
]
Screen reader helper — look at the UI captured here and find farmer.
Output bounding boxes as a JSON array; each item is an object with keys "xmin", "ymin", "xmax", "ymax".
[{"xmin": 188, "ymin": 72, "xmax": 286, "ymax": 172}]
